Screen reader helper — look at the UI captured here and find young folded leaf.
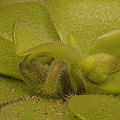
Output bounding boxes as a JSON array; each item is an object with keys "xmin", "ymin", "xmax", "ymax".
[{"xmin": 80, "ymin": 53, "xmax": 118, "ymax": 84}]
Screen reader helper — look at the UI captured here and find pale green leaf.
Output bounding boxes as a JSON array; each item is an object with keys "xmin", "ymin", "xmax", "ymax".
[
  {"xmin": 0, "ymin": 37, "xmax": 23, "ymax": 79},
  {"xmin": 46, "ymin": 0, "xmax": 120, "ymax": 54},
  {"xmin": 0, "ymin": 2, "xmax": 60, "ymax": 42},
  {"xmin": 0, "ymin": 2, "xmax": 60, "ymax": 78},
  {"xmin": 0, "ymin": 77, "xmax": 33, "ymax": 104},
  {"xmin": 13, "ymin": 20, "xmax": 60, "ymax": 55},
  {"xmin": 0, "ymin": 95, "xmax": 79, "ymax": 120},
  {"xmin": 69, "ymin": 95, "xmax": 120, "ymax": 120},
  {"xmin": 90, "ymin": 30, "xmax": 120, "ymax": 59}
]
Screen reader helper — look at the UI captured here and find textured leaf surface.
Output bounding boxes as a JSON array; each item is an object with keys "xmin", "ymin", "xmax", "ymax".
[
  {"xmin": 0, "ymin": 2, "xmax": 59, "ymax": 78},
  {"xmin": 0, "ymin": 37, "xmax": 23, "ymax": 79},
  {"xmin": 0, "ymin": 2, "xmax": 59, "ymax": 42},
  {"xmin": 46, "ymin": 0, "xmax": 120, "ymax": 54},
  {"xmin": 90, "ymin": 30, "xmax": 120, "ymax": 59},
  {"xmin": 0, "ymin": 0, "xmax": 20, "ymax": 5},
  {"xmin": 14, "ymin": 20, "xmax": 60, "ymax": 55},
  {"xmin": 0, "ymin": 0, "xmax": 38, "ymax": 5},
  {"xmin": 68, "ymin": 95, "xmax": 120, "ymax": 120},
  {"xmin": 0, "ymin": 77, "xmax": 33, "ymax": 104},
  {"xmin": 0, "ymin": 96, "xmax": 78, "ymax": 120}
]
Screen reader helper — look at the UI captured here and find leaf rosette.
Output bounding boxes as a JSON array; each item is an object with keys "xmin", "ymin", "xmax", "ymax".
[{"xmin": 0, "ymin": 0, "xmax": 120, "ymax": 120}]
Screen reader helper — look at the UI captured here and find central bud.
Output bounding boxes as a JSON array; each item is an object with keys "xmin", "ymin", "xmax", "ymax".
[
  {"xmin": 19, "ymin": 53, "xmax": 73, "ymax": 98},
  {"xmin": 80, "ymin": 53, "xmax": 118, "ymax": 84}
]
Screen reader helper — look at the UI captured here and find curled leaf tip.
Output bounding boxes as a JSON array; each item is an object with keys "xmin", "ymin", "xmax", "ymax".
[
  {"xmin": 80, "ymin": 53, "xmax": 118, "ymax": 84},
  {"xmin": 90, "ymin": 29, "xmax": 120, "ymax": 59}
]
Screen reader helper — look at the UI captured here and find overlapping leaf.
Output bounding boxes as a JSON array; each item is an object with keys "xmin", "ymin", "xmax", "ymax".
[
  {"xmin": 46, "ymin": 0, "xmax": 120, "ymax": 54},
  {"xmin": 0, "ymin": 2, "xmax": 60, "ymax": 79}
]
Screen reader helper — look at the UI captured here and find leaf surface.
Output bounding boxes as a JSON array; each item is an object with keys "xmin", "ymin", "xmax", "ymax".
[
  {"xmin": 90, "ymin": 30, "xmax": 120, "ymax": 59},
  {"xmin": 69, "ymin": 95, "xmax": 120, "ymax": 120},
  {"xmin": 46, "ymin": 0, "xmax": 120, "ymax": 54}
]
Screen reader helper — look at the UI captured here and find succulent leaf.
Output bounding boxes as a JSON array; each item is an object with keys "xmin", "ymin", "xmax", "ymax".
[
  {"xmin": 0, "ymin": 96, "xmax": 79, "ymax": 120},
  {"xmin": 0, "ymin": 77, "xmax": 33, "ymax": 104},
  {"xmin": 0, "ymin": 1, "xmax": 60, "ymax": 79},
  {"xmin": 0, "ymin": 2, "xmax": 59, "ymax": 42},
  {"xmin": 0, "ymin": 37, "xmax": 23, "ymax": 79},
  {"xmin": 13, "ymin": 20, "xmax": 60, "ymax": 55},
  {"xmin": 68, "ymin": 95, "xmax": 120, "ymax": 120},
  {"xmin": 46, "ymin": 0, "xmax": 120, "ymax": 54},
  {"xmin": 90, "ymin": 30, "xmax": 120, "ymax": 59}
]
